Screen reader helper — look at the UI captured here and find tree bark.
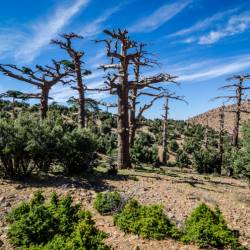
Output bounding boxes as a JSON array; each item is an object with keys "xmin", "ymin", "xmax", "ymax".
[
  {"xmin": 232, "ymin": 81, "xmax": 242, "ymax": 148},
  {"xmin": 117, "ymin": 50, "xmax": 131, "ymax": 169},
  {"xmin": 218, "ymin": 105, "xmax": 225, "ymax": 175},
  {"xmin": 117, "ymin": 87, "xmax": 131, "ymax": 169},
  {"xmin": 162, "ymin": 97, "xmax": 169, "ymax": 164},
  {"xmin": 204, "ymin": 116, "xmax": 208, "ymax": 149},
  {"xmin": 75, "ymin": 58, "xmax": 85, "ymax": 128},
  {"xmin": 129, "ymin": 88, "xmax": 137, "ymax": 147},
  {"xmin": 40, "ymin": 86, "xmax": 50, "ymax": 119}
]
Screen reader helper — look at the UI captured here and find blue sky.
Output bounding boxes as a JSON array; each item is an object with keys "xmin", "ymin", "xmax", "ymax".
[{"xmin": 1, "ymin": 0, "xmax": 250, "ymax": 120}]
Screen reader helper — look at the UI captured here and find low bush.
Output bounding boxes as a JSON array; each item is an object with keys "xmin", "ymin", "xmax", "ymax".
[
  {"xmin": 193, "ymin": 149, "xmax": 220, "ymax": 174},
  {"xmin": 0, "ymin": 113, "xmax": 97, "ymax": 178},
  {"xmin": 60, "ymin": 128, "xmax": 97, "ymax": 174},
  {"xmin": 169, "ymin": 140, "xmax": 179, "ymax": 152},
  {"xmin": 183, "ymin": 137, "xmax": 201, "ymax": 154},
  {"xmin": 176, "ymin": 149, "xmax": 190, "ymax": 168},
  {"xmin": 94, "ymin": 191, "xmax": 122, "ymax": 215},
  {"xmin": 232, "ymin": 121, "xmax": 250, "ymax": 182},
  {"xmin": 7, "ymin": 191, "xmax": 109, "ymax": 249},
  {"xmin": 181, "ymin": 203, "xmax": 244, "ymax": 249},
  {"xmin": 114, "ymin": 199, "xmax": 179, "ymax": 240},
  {"xmin": 131, "ymin": 132, "xmax": 159, "ymax": 164},
  {"xmin": 97, "ymin": 133, "xmax": 117, "ymax": 155}
]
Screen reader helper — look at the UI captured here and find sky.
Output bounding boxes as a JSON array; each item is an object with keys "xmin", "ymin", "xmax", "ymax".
[{"xmin": 0, "ymin": 0, "xmax": 250, "ymax": 120}]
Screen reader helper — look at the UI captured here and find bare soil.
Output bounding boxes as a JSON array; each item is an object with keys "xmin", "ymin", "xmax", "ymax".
[{"xmin": 0, "ymin": 168, "xmax": 249, "ymax": 250}]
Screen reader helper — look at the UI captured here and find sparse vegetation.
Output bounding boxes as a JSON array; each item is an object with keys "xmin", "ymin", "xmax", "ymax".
[{"xmin": 0, "ymin": 20, "xmax": 249, "ymax": 250}]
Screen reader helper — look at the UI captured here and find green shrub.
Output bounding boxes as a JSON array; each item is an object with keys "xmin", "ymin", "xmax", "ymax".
[
  {"xmin": 100, "ymin": 120, "xmax": 112, "ymax": 134},
  {"xmin": 0, "ymin": 113, "xmax": 97, "ymax": 178},
  {"xmin": 169, "ymin": 140, "xmax": 179, "ymax": 152},
  {"xmin": 181, "ymin": 203, "xmax": 243, "ymax": 249},
  {"xmin": 193, "ymin": 149, "xmax": 220, "ymax": 174},
  {"xmin": 176, "ymin": 149, "xmax": 190, "ymax": 168},
  {"xmin": 131, "ymin": 132, "xmax": 159, "ymax": 164},
  {"xmin": 60, "ymin": 128, "xmax": 97, "ymax": 174},
  {"xmin": 183, "ymin": 137, "xmax": 201, "ymax": 154},
  {"xmin": 94, "ymin": 191, "xmax": 122, "ymax": 215},
  {"xmin": 97, "ymin": 133, "xmax": 117, "ymax": 154},
  {"xmin": 232, "ymin": 121, "xmax": 250, "ymax": 182},
  {"xmin": 114, "ymin": 199, "xmax": 179, "ymax": 240},
  {"xmin": 7, "ymin": 191, "xmax": 109, "ymax": 249}
]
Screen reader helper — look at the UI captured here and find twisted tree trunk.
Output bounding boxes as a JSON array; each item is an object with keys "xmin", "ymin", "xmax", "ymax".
[
  {"xmin": 218, "ymin": 105, "xmax": 225, "ymax": 175},
  {"xmin": 129, "ymin": 88, "xmax": 137, "ymax": 147},
  {"xmin": 117, "ymin": 57, "xmax": 131, "ymax": 169},
  {"xmin": 232, "ymin": 82, "xmax": 242, "ymax": 148},
  {"xmin": 40, "ymin": 86, "xmax": 50, "ymax": 119},
  {"xmin": 162, "ymin": 97, "xmax": 169, "ymax": 164},
  {"xmin": 75, "ymin": 59, "xmax": 85, "ymax": 128}
]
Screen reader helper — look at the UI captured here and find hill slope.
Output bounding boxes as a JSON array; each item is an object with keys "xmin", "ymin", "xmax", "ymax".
[
  {"xmin": 188, "ymin": 102, "xmax": 250, "ymax": 134},
  {"xmin": 0, "ymin": 168, "xmax": 249, "ymax": 249}
]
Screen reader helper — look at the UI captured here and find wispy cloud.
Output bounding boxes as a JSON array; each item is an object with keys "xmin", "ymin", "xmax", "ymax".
[
  {"xmin": 129, "ymin": 0, "xmax": 191, "ymax": 33},
  {"xmin": 50, "ymin": 68, "xmax": 108, "ymax": 103},
  {"xmin": 14, "ymin": 0, "xmax": 90, "ymax": 63},
  {"xmin": 80, "ymin": 5, "xmax": 122, "ymax": 38},
  {"xmin": 50, "ymin": 80, "xmax": 110, "ymax": 103},
  {"xmin": 0, "ymin": 28, "xmax": 26, "ymax": 59},
  {"xmin": 198, "ymin": 12, "xmax": 250, "ymax": 45},
  {"xmin": 168, "ymin": 8, "xmax": 238, "ymax": 38},
  {"xmin": 174, "ymin": 54, "xmax": 250, "ymax": 82}
]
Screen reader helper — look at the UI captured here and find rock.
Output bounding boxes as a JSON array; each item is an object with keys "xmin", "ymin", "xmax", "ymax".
[{"xmin": 0, "ymin": 239, "xmax": 3, "ymax": 247}]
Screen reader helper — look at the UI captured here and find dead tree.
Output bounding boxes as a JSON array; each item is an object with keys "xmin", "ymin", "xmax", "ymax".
[
  {"xmin": 204, "ymin": 115, "xmax": 209, "ymax": 149},
  {"xmin": 212, "ymin": 74, "xmax": 250, "ymax": 176},
  {"xmin": 162, "ymin": 96, "xmax": 169, "ymax": 164},
  {"xmin": 128, "ymin": 43, "xmax": 173, "ymax": 146},
  {"xmin": 0, "ymin": 61, "xmax": 71, "ymax": 118},
  {"xmin": 217, "ymin": 104, "xmax": 225, "ymax": 174},
  {"xmin": 88, "ymin": 29, "xmax": 176, "ymax": 169},
  {"xmin": 52, "ymin": 33, "xmax": 91, "ymax": 127},
  {"xmin": 161, "ymin": 91, "xmax": 187, "ymax": 164},
  {"xmin": 213, "ymin": 74, "xmax": 250, "ymax": 148}
]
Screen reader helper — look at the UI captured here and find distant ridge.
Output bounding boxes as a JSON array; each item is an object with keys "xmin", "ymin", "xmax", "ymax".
[{"xmin": 188, "ymin": 102, "xmax": 250, "ymax": 134}]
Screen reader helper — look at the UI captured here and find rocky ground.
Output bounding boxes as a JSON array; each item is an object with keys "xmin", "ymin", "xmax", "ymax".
[{"xmin": 0, "ymin": 168, "xmax": 249, "ymax": 250}]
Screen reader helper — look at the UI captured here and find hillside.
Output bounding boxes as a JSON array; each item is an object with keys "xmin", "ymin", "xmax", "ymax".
[
  {"xmin": 188, "ymin": 102, "xmax": 250, "ymax": 134},
  {"xmin": 0, "ymin": 168, "xmax": 249, "ymax": 249}
]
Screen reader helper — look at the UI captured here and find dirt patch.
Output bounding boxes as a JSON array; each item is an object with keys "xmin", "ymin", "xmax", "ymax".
[{"xmin": 0, "ymin": 169, "xmax": 249, "ymax": 250}]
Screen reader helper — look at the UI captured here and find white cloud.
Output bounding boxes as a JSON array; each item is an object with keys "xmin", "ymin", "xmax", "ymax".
[
  {"xmin": 14, "ymin": 0, "xmax": 90, "ymax": 63},
  {"xmin": 175, "ymin": 54, "xmax": 250, "ymax": 82},
  {"xmin": 198, "ymin": 12, "xmax": 250, "ymax": 45},
  {"xmin": 168, "ymin": 8, "xmax": 238, "ymax": 38},
  {"xmin": 129, "ymin": 0, "xmax": 191, "ymax": 33}
]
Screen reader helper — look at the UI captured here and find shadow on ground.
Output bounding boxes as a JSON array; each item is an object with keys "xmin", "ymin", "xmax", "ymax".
[{"xmin": 1, "ymin": 170, "xmax": 138, "ymax": 193}]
